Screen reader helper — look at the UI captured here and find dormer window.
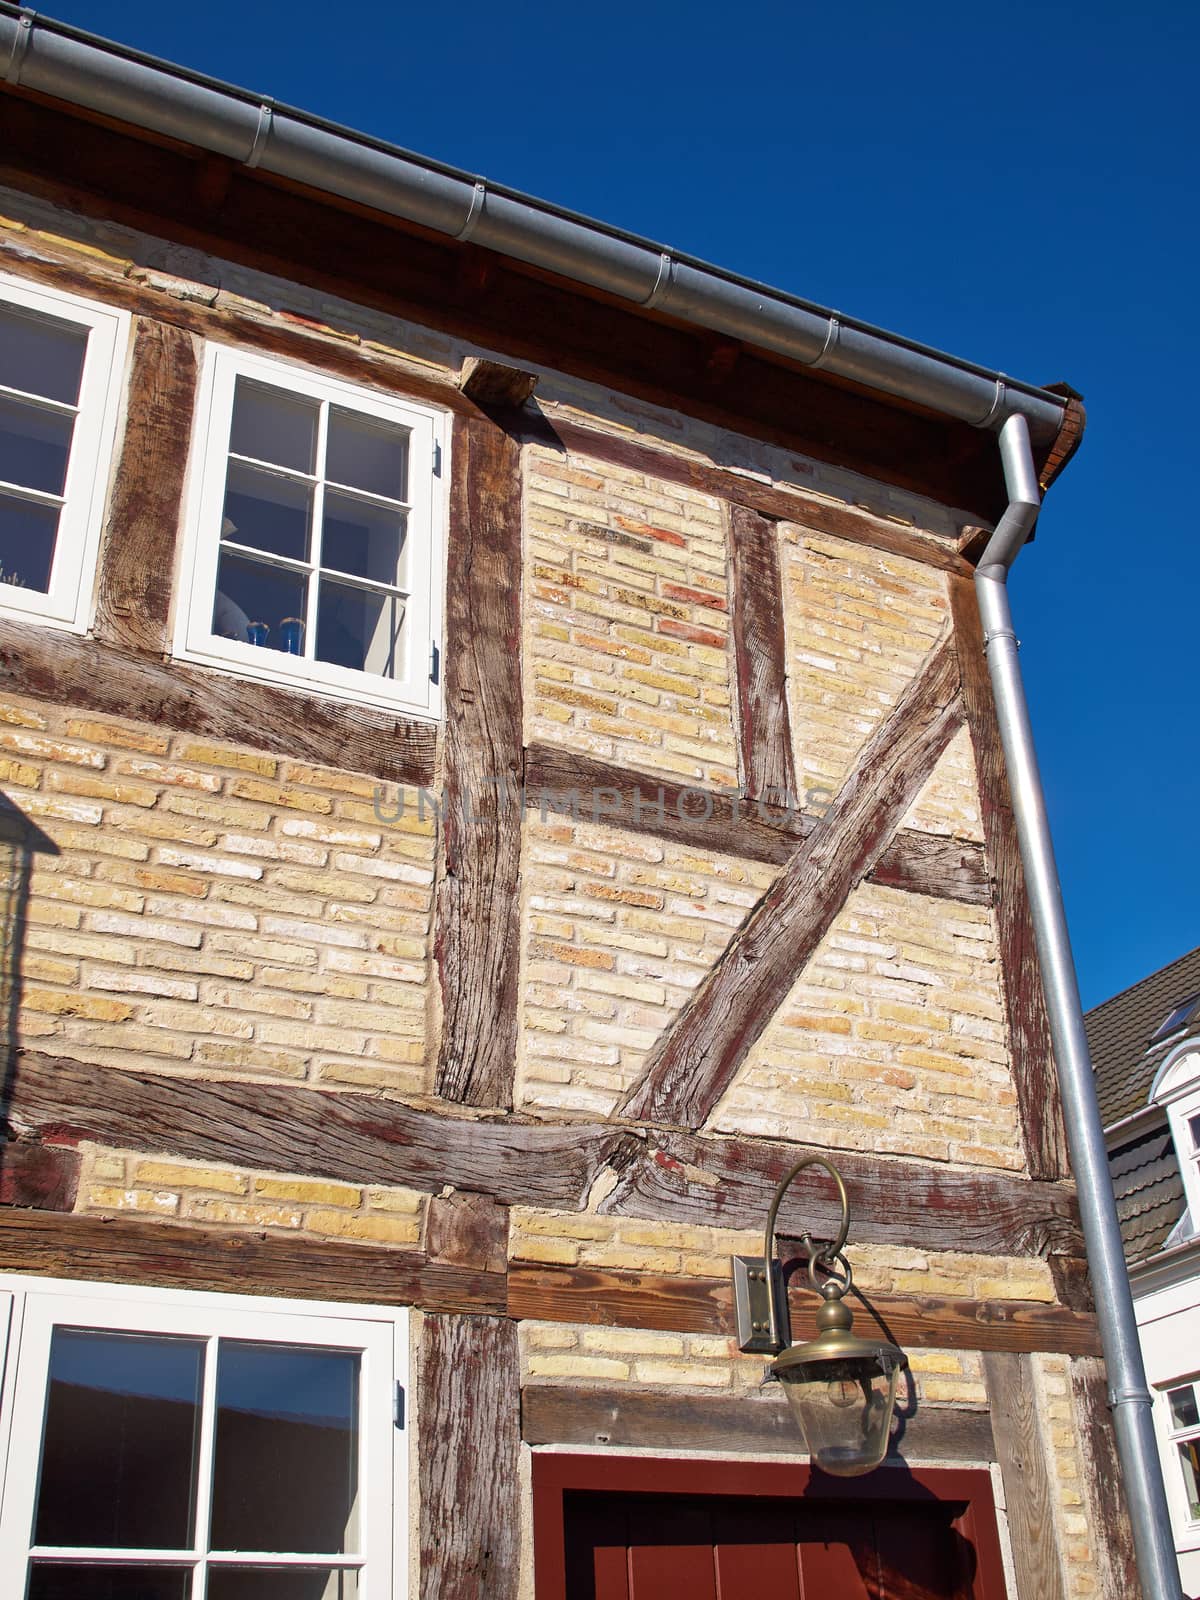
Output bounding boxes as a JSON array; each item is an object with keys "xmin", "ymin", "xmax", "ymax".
[
  {"xmin": 1151, "ymin": 995, "xmax": 1200, "ymax": 1047},
  {"xmin": 1150, "ymin": 1039, "xmax": 1200, "ymax": 1241}
]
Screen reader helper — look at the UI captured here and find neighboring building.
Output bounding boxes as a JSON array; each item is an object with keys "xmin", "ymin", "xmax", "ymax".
[
  {"xmin": 0, "ymin": 9, "xmax": 1128, "ymax": 1600},
  {"xmin": 1092, "ymin": 946, "xmax": 1200, "ymax": 1595}
]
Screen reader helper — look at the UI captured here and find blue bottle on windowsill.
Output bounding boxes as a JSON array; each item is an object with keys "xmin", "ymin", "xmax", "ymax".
[
  {"xmin": 280, "ymin": 617, "xmax": 305, "ymax": 655},
  {"xmin": 246, "ymin": 621, "xmax": 269, "ymax": 647}
]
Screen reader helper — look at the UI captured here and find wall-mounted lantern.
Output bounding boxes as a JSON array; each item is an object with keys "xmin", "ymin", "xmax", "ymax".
[{"xmin": 732, "ymin": 1155, "xmax": 906, "ymax": 1476}]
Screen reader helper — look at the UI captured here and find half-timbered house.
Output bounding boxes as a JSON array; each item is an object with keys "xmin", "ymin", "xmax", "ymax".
[{"xmin": 0, "ymin": 8, "xmax": 1132, "ymax": 1599}]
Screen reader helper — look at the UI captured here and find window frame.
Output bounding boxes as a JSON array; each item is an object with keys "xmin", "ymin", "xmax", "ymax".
[
  {"xmin": 1150, "ymin": 1039, "xmax": 1200, "ymax": 1233},
  {"xmin": 0, "ymin": 270, "xmax": 130, "ymax": 632},
  {"xmin": 1158, "ymin": 1377, "xmax": 1200, "ymax": 1533},
  {"xmin": 0, "ymin": 1275, "xmax": 410, "ymax": 1600},
  {"xmin": 174, "ymin": 344, "xmax": 447, "ymax": 721}
]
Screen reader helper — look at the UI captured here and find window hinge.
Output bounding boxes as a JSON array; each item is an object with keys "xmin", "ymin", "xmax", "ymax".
[
  {"xmin": 430, "ymin": 640, "xmax": 441, "ymax": 685},
  {"xmin": 432, "ymin": 439, "xmax": 442, "ymax": 476},
  {"xmin": 394, "ymin": 1382, "xmax": 406, "ymax": 1429}
]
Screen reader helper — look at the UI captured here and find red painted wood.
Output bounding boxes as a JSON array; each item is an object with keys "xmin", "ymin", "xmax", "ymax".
[
  {"xmin": 799, "ymin": 1506, "xmax": 878, "ymax": 1597},
  {"xmin": 626, "ymin": 1501, "xmax": 716, "ymax": 1599},
  {"xmin": 713, "ymin": 1503, "xmax": 801, "ymax": 1598}
]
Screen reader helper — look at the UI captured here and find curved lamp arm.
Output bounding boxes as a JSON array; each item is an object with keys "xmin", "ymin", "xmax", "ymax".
[{"xmin": 763, "ymin": 1155, "xmax": 850, "ymax": 1354}]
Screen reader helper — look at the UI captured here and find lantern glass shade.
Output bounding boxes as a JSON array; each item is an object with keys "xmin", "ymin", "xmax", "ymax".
[{"xmin": 772, "ymin": 1344, "xmax": 902, "ymax": 1477}]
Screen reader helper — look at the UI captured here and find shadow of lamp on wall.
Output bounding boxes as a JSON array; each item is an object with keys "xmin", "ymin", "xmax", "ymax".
[
  {"xmin": 0, "ymin": 796, "xmax": 66, "ymax": 1207},
  {"xmin": 733, "ymin": 1155, "xmax": 908, "ymax": 1476}
]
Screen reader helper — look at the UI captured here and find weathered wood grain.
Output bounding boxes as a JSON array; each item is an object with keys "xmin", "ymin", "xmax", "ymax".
[
  {"xmin": 600, "ymin": 1132, "xmax": 1084, "ymax": 1258},
  {"xmin": 1071, "ymin": 1356, "xmax": 1143, "ymax": 1600},
  {"xmin": 0, "ymin": 1139, "xmax": 79, "ymax": 1210},
  {"xmin": 984, "ymin": 1352, "xmax": 1067, "ymax": 1600},
  {"xmin": 0, "ymin": 1208, "xmax": 507, "ymax": 1314},
  {"xmin": 93, "ymin": 317, "xmax": 198, "ymax": 653},
  {"xmin": 621, "ymin": 633, "xmax": 965, "ymax": 1127},
  {"xmin": 507, "ymin": 1262, "xmax": 1099, "ymax": 1355},
  {"xmin": 434, "ymin": 414, "xmax": 525, "ymax": 1107},
  {"xmin": 0, "ymin": 617, "xmax": 435, "ymax": 787},
  {"xmin": 728, "ymin": 503, "xmax": 796, "ymax": 800},
  {"xmin": 420, "ymin": 1313, "xmax": 521, "ymax": 1600},
  {"xmin": 524, "ymin": 743, "xmax": 989, "ymax": 903},
  {"xmin": 426, "ymin": 1190, "xmax": 510, "ymax": 1276},
  {"xmin": 459, "ymin": 356, "xmax": 539, "ymax": 410},
  {"xmin": 528, "ymin": 415, "xmax": 972, "ymax": 575},
  {"xmin": 4, "ymin": 1052, "xmax": 629, "ymax": 1210},
  {"xmin": 521, "ymin": 1384, "xmax": 996, "ymax": 1463},
  {"xmin": 950, "ymin": 578, "xmax": 1069, "ymax": 1180}
]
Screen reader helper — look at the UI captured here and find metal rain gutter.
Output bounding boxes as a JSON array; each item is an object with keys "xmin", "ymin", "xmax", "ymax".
[
  {"xmin": 977, "ymin": 416, "xmax": 1182, "ymax": 1600},
  {"xmin": 0, "ymin": 3, "xmax": 1069, "ymax": 446}
]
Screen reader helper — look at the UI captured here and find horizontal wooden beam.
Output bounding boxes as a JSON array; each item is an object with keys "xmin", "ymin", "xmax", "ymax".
[
  {"xmin": 521, "ymin": 1384, "xmax": 996, "ymax": 1464},
  {"xmin": 524, "ymin": 744, "xmax": 989, "ymax": 905},
  {"xmin": 0, "ymin": 618, "xmax": 435, "ymax": 788},
  {"xmin": 506, "ymin": 1262, "xmax": 1101, "ymax": 1356},
  {"xmin": 458, "ymin": 356, "xmax": 539, "ymax": 410},
  {"xmin": 528, "ymin": 415, "xmax": 971, "ymax": 576},
  {"xmin": 0, "ymin": 1207, "xmax": 1099, "ymax": 1357},
  {"xmin": 0, "ymin": 1207, "xmax": 507, "ymax": 1314},
  {"xmin": 601, "ymin": 1132, "xmax": 1084, "ymax": 1258},
  {"xmin": 5, "ymin": 1052, "xmax": 632, "ymax": 1211}
]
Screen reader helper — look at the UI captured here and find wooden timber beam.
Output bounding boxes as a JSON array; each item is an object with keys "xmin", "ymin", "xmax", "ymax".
[
  {"xmin": 4, "ymin": 1052, "xmax": 630, "ymax": 1210},
  {"xmin": 599, "ymin": 1131, "xmax": 1084, "ymax": 1258},
  {"xmin": 93, "ymin": 317, "xmax": 198, "ymax": 655},
  {"xmin": 0, "ymin": 1209, "xmax": 1100, "ymax": 1357},
  {"xmin": 521, "ymin": 1384, "xmax": 996, "ymax": 1464},
  {"xmin": 458, "ymin": 356, "xmax": 539, "ymax": 411},
  {"xmin": 621, "ymin": 633, "xmax": 965, "ymax": 1128},
  {"xmin": 950, "ymin": 578, "xmax": 1069, "ymax": 1180},
  {"xmin": 727, "ymin": 504, "xmax": 797, "ymax": 800},
  {"xmin": 0, "ymin": 616, "xmax": 436, "ymax": 788},
  {"xmin": 419, "ymin": 1313, "xmax": 521, "ymax": 1600},
  {"xmin": 983, "ymin": 1352, "xmax": 1068, "ymax": 1600},
  {"xmin": 433, "ymin": 412, "xmax": 526, "ymax": 1108},
  {"xmin": 4, "ymin": 1052, "xmax": 1084, "ymax": 1258},
  {"xmin": 1071, "ymin": 1355, "xmax": 1143, "ymax": 1600},
  {"xmin": 525, "ymin": 414, "xmax": 972, "ymax": 576},
  {"xmin": 524, "ymin": 743, "xmax": 989, "ymax": 902}
]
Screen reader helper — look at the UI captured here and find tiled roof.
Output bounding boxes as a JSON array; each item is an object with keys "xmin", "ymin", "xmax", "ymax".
[
  {"xmin": 1086, "ymin": 944, "xmax": 1200, "ymax": 1126},
  {"xmin": 1109, "ymin": 1125, "xmax": 1186, "ymax": 1264}
]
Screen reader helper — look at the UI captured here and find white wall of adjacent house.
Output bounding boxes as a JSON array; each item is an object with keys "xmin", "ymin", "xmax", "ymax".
[{"xmin": 1135, "ymin": 1259, "xmax": 1200, "ymax": 1595}]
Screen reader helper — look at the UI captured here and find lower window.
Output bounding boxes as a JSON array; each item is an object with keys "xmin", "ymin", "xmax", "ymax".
[
  {"xmin": 1165, "ymin": 1380, "xmax": 1200, "ymax": 1524},
  {"xmin": 0, "ymin": 1279, "xmax": 408, "ymax": 1600}
]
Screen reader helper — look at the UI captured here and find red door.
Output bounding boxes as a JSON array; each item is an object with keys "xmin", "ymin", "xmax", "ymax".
[{"xmin": 536, "ymin": 1457, "xmax": 1008, "ymax": 1600}]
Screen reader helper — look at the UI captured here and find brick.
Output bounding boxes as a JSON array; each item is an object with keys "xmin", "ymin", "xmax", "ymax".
[{"xmin": 254, "ymin": 1177, "xmax": 363, "ymax": 1207}]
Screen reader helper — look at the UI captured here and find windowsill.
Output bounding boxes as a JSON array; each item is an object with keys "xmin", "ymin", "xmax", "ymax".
[{"xmin": 173, "ymin": 637, "xmax": 441, "ymax": 723}]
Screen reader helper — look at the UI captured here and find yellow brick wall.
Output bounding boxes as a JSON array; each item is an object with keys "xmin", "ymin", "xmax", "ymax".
[
  {"xmin": 517, "ymin": 813, "xmax": 778, "ymax": 1115},
  {"xmin": 525, "ymin": 446, "xmax": 737, "ymax": 787},
  {"xmin": 0, "ymin": 698, "xmax": 435, "ymax": 1092},
  {"xmin": 706, "ymin": 882, "xmax": 1023, "ymax": 1170},
  {"xmin": 74, "ymin": 1143, "xmax": 426, "ymax": 1245}
]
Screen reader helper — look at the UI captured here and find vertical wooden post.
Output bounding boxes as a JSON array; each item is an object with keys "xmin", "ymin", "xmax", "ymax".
[
  {"xmin": 728, "ymin": 504, "xmax": 796, "ymax": 802},
  {"xmin": 93, "ymin": 317, "xmax": 198, "ymax": 654},
  {"xmin": 1071, "ymin": 1356, "xmax": 1144, "ymax": 1600},
  {"xmin": 419, "ymin": 1312, "xmax": 521, "ymax": 1600},
  {"xmin": 434, "ymin": 412, "xmax": 525, "ymax": 1108},
  {"xmin": 950, "ymin": 577, "xmax": 1069, "ymax": 1181},
  {"xmin": 983, "ymin": 1351, "xmax": 1068, "ymax": 1600}
]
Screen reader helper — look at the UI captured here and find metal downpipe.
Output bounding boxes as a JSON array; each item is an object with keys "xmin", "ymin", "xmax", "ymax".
[{"xmin": 976, "ymin": 415, "xmax": 1181, "ymax": 1599}]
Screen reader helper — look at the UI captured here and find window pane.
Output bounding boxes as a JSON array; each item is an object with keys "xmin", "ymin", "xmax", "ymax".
[
  {"xmin": 0, "ymin": 395, "xmax": 75, "ymax": 495},
  {"xmin": 0, "ymin": 493, "xmax": 58, "ymax": 592},
  {"xmin": 1169, "ymin": 1386, "xmax": 1200, "ymax": 1430},
  {"xmin": 321, "ymin": 492, "xmax": 407, "ymax": 586},
  {"xmin": 1178, "ymin": 1437, "xmax": 1200, "ymax": 1520},
  {"xmin": 208, "ymin": 1570, "xmax": 358, "ymax": 1600},
  {"xmin": 223, "ymin": 461, "xmax": 312, "ymax": 563},
  {"xmin": 34, "ymin": 1329, "xmax": 203, "ymax": 1550},
  {"xmin": 210, "ymin": 1343, "xmax": 360, "ymax": 1555},
  {"xmin": 213, "ymin": 552, "xmax": 307, "ymax": 653},
  {"xmin": 326, "ymin": 409, "xmax": 406, "ymax": 501},
  {"xmin": 1189, "ymin": 1114, "xmax": 1200, "ymax": 1153},
  {"xmin": 28, "ymin": 1567, "xmax": 192, "ymax": 1600},
  {"xmin": 316, "ymin": 579, "xmax": 405, "ymax": 680},
  {"xmin": 0, "ymin": 305, "xmax": 87, "ymax": 404},
  {"xmin": 230, "ymin": 380, "xmax": 317, "ymax": 475}
]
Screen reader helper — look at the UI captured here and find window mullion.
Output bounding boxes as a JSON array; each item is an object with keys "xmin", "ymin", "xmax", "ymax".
[
  {"xmin": 305, "ymin": 400, "xmax": 330, "ymax": 660},
  {"xmin": 189, "ymin": 1332, "xmax": 221, "ymax": 1600}
]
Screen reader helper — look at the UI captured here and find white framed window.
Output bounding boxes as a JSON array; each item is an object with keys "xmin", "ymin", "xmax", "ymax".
[
  {"xmin": 1162, "ymin": 1379, "xmax": 1200, "ymax": 1528},
  {"xmin": 175, "ymin": 346, "xmax": 446, "ymax": 719},
  {"xmin": 1150, "ymin": 1040, "xmax": 1200, "ymax": 1235},
  {"xmin": 0, "ymin": 1276, "xmax": 409, "ymax": 1600},
  {"xmin": 0, "ymin": 272, "xmax": 130, "ymax": 631}
]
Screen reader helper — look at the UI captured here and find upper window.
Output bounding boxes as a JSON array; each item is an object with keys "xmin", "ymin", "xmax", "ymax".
[
  {"xmin": 176, "ymin": 347, "xmax": 445, "ymax": 719},
  {"xmin": 0, "ymin": 1276, "xmax": 408, "ymax": 1599},
  {"xmin": 1150, "ymin": 1040, "xmax": 1200, "ymax": 1241},
  {"xmin": 1151, "ymin": 995, "xmax": 1200, "ymax": 1047},
  {"xmin": 0, "ymin": 273, "xmax": 129, "ymax": 630}
]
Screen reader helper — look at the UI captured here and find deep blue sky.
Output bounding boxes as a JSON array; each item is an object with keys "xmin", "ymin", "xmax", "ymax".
[{"xmin": 36, "ymin": 0, "xmax": 1199, "ymax": 1008}]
